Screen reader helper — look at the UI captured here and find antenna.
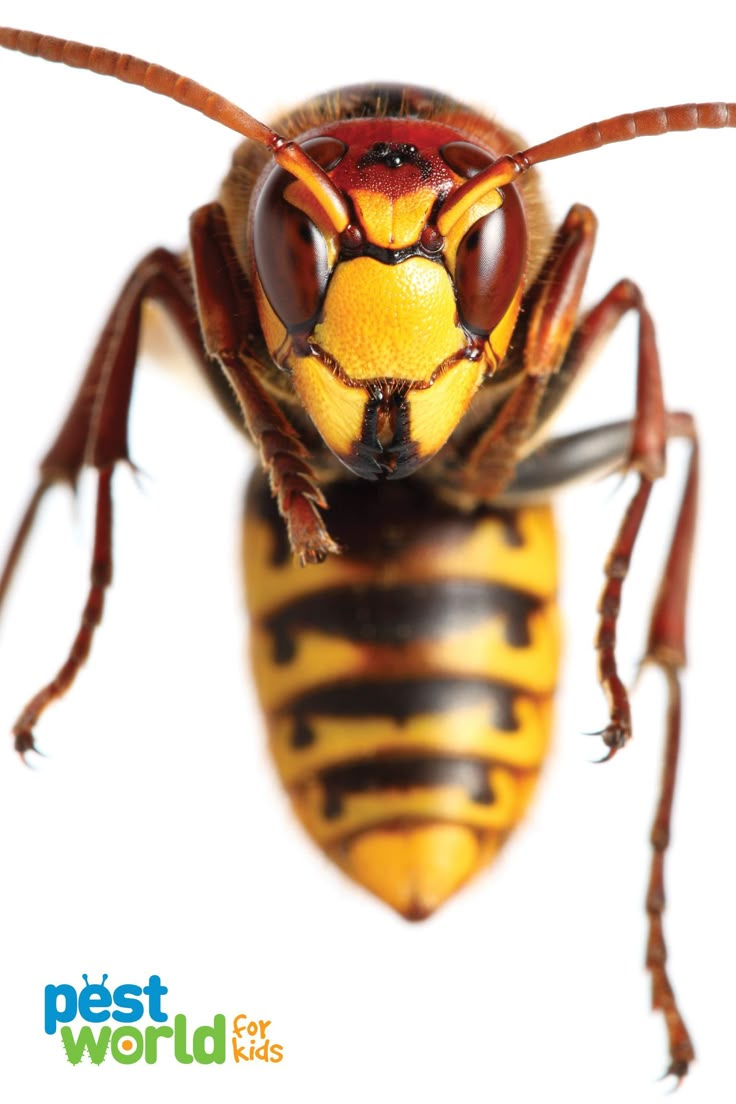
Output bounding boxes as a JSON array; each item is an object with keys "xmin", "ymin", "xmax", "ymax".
[
  {"xmin": 438, "ymin": 101, "xmax": 736, "ymax": 234},
  {"xmin": 0, "ymin": 27, "xmax": 349, "ymax": 232}
]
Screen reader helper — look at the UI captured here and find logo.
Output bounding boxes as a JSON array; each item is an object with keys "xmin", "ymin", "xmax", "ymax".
[{"xmin": 44, "ymin": 975, "xmax": 284, "ymax": 1066}]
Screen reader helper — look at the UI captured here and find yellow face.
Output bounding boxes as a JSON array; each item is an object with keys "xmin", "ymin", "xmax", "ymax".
[{"xmin": 251, "ymin": 120, "xmax": 528, "ymax": 478}]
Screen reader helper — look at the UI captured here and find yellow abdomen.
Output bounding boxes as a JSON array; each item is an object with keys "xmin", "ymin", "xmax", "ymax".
[{"xmin": 243, "ymin": 474, "xmax": 559, "ymax": 919}]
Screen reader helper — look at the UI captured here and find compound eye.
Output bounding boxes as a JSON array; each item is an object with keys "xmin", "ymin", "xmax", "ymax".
[
  {"xmin": 253, "ymin": 136, "xmax": 347, "ymax": 332},
  {"xmin": 440, "ymin": 140, "xmax": 494, "ymax": 178},
  {"xmin": 454, "ymin": 184, "xmax": 527, "ymax": 336}
]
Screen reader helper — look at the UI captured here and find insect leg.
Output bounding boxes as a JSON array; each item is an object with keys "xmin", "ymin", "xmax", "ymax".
[
  {"xmin": 489, "ymin": 274, "xmax": 673, "ymax": 754},
  {"xmin": 500, "ymin": 407, "xmax": 696, "ymax": 773},
  {"xmin": 454, "ymin": 231, "xmax": 697, "ymax": 1078},
  {"xmin": 596, "ymin": 411, "xmax": 698, "ymax": 1080},
  {"xmin": 570, "ymin": 282, "xmax": 669, "ymax": 760},
  {"xmin": 504, "ymin": 410, "xmax": 697, "ymax": 1079},
  {"xmin": 458, "ymin": 226, "xmax": 678, "ymax": 760},
  {"xmin": 471, "ymin": 260, "xmax": 680, "ymax": 761},
  {"xmin": 540, "ymin": 286, "xmax": 698, "ymax": 1082},
  {"xmin": 644, "ymin": 417, "xmax": 698, "ymax": 1081},
  {"xmin": 189, "ymin": 203, "xmax": 339, "ymax": 565},
  {"xmin": 1, "ymin": 249, "xmax": 218, "ymax": 755}
]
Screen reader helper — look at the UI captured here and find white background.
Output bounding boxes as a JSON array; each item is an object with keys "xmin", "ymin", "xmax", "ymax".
[{"xmin": 0, "ymin": 1, "xmax": 734, "ymax": 1101}]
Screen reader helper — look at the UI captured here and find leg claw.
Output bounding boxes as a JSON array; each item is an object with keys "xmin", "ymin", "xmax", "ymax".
[
  {"xmin": 585, "ymin": 721, "xmax": 630, "ymax": 763},
  {"xmin": 657, "ymin": 1059, "xmax": 689, "ymax": 1092},
  {"xmin": 14, "ymin": 727, "xmax": 45, "ymax": 765}
]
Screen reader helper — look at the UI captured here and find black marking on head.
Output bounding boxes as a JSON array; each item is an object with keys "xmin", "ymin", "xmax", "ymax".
[
  {"xmin": 349, "ymin": 389, "xmax": 420, "ymax": 480},
  {"xmin": 358, "ymin": 142, "xmax": 432, "ymax": 178},
  {"xmin": 383, "ymin": 395, "xmax": 421, "ymax": 479},
  {"xmin": 339, "ymin": 239, "xmax": 445, "ymax": 265}
]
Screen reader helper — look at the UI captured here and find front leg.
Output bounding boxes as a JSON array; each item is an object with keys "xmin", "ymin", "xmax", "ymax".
[
  {"xmin": 1, "ymin": 248, "xmax": 219, "ymax": 754},
  {"xmin": 189, "ymin": 203, "xmax": 339, "ymax": 565}
]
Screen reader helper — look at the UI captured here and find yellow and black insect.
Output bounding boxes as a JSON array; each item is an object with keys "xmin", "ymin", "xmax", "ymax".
[
  {"xmin": 245, "ymin": 473, "xmax": 559, "ymax": 921},
  {"xmin": 0, "ymin": 26, "xmax": 731, "ymax": 1081}
]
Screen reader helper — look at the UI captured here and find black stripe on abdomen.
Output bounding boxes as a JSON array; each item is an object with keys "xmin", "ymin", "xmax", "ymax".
[
  {"xmin": 263, "ymin": 581, "xmax": 541, "ymax": 664},
  {"xmin": 321, "ymin": 756, "xmax": 495, "ymax": 819},
  {"xmin": 286, "ymin": 677, "xmax": 521, "ymax": 749}
]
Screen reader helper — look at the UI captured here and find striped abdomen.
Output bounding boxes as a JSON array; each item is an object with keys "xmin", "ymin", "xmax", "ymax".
[{"xmin": 243, "ymin": 474, "xmax": 559, "ymax": 919}]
